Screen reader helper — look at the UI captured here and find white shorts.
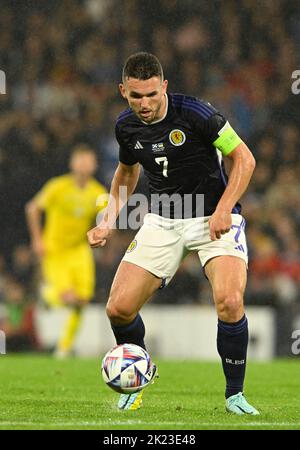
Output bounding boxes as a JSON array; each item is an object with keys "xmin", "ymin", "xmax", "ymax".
[{"xmin": 122, "ymin": 213, "xmax": 248, "ymax": 287}]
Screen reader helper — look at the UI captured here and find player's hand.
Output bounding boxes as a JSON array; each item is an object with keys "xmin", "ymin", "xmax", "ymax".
[
  {"xmin": 208, "ymin": 210, "xmax": 232, "ymax": 241},
  {"xmin": 87, "ymin": 223, "xmax": 113, "ymax": 248},
  {"xmin": 31, "ymin": 238, "xmax": 45, "ymax": 259}
]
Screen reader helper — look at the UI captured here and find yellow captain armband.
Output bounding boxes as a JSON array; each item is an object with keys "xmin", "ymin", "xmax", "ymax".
[{"xmin": 212, "ymin": 122, "xmax": 242, "ymax": 156}]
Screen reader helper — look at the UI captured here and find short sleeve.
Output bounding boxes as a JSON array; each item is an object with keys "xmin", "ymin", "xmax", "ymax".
[
  {"xmin": 201, "ymin": 113, "xmax": 242, "ymax": 156},
  {"xmin": 115, "ymin": 124, "xmax": 138, "ymax": 166},
  {"xmin": 201, "ymin": 113, "xmax": 228, "ymax": 144}
]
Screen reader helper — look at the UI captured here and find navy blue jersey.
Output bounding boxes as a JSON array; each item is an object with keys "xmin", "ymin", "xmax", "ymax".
[{"xmin": 116, "ymin": 93, "xmax": 241, "ymax": 218}]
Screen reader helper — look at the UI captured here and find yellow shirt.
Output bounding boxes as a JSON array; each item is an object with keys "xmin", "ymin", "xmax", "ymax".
[{"xmin": 35, "ymin": 174, "xmax": 107, "ymax": 253}]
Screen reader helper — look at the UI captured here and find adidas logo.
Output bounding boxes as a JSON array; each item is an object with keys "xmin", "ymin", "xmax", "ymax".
[
  {"xmin": 234, "ymin": 244, "xmax": 245, "ymax": 252},
  {"xmin": 134, "ymin": 141, "xmax": 143, "ymax": 149}
]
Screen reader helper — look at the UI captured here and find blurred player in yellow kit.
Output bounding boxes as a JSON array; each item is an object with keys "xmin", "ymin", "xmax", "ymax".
[{"xmin": 26, "ymin": 144, "xmax": 107, "ymax": 357}]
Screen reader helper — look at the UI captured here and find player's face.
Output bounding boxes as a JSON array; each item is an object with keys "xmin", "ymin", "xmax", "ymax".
[
  {"xmin": 70, "ymin": 152, "xmax": 97, "ymax": 179},
  {"xmin": 119, "ymin": 77, "xmax": 168, "ymax": 123}
]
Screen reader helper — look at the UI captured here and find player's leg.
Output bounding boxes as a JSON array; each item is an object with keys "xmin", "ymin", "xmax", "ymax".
[
  {"xmin": 56, "ymin": 306, "xmax": 82, "ymax": 357},
  {"xmin": 194, "ymin": 214, "xmax": 259, "ymax": 414},
  {"xmin": 204, "ymin": 255, "xmax": 259, "ymax": 415},
  {"xmin": 41, "ymin": 253, "xmax": 71, "ymax": 308},
  {"xmin": 106, "ymin": 260, "xmax": 163, "ymax": 349},
  {"xmin": 106, "ymin": 216, "xmax": 185, "ymax": 410},
  {"xmin": 42, "ymin": 246, "xmax": 92, "ymax": 357},
  {"xmin": 106, "ymin": 261, "xmax": 162, "ymax": 410},
  {"xmin": 41, "ymin": 253, "xmax": 75, "ymax": 357},
  {"xmin": 205, "ymin": 255, "xmax": 246, "ymax": 322},
  {"xmin": 107, "ymin": 262, "xmax": 160, "ymax": 411},
  {"xmin": 56, "ymin": 245, "xmax": 95, "ymax": 357},
  {"xmin": 107, "ymin": 215, "xmax": 185, "ymax": 348}
]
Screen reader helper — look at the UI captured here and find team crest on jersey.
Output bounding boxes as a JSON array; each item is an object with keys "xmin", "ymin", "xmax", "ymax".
[
  {"xmin": 126, "ymin": 239, "xmax": 137, "ymax": 253},
  {"xmin": 169, "ymin": 129, "xmax": 186, "ymax": 146}
]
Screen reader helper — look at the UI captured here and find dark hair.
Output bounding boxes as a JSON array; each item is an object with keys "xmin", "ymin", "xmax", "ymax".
[{"xmin": 122, "ymin": 52, "xmax": 164, "ymax": 82}]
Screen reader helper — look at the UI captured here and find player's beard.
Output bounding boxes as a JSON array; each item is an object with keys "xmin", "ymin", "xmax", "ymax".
[
  {"xmin": 139, "ymin": 98, "xmax": 163, "ymax": 123},
  {"xmin": 152, "ymin": 99, "xmax": 163, "ymax": 122}
]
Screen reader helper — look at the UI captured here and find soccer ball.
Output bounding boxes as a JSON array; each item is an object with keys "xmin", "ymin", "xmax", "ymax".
[{"xmin": 101, "ymin": 343, "xmax": 155, "ymax": 394}]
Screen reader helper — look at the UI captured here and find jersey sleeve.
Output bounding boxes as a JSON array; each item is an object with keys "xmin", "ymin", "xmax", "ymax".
[
  {"xmin": 34, "ymin": 178, "xmax": 60, "ymax": 210},
  {"xmin": 191, "ymin": 105, "xmax": 242, "ymax": 156},
  {"xmin": 115, "ymin": 123, "xmax": 138, "ymax": 166},
  {"xmin": 206, "ymin": 114, "xmax": 242, "ymax": 156}
]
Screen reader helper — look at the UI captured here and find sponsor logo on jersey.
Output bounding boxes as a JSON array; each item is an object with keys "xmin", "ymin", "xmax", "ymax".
[
  {"xmin": 134, "ymin": 141, "xmax": 143, "ymax": 149},
  {"xmin": 169, "ymin": 129, "xmax": 186, "ymax": 146},
  {"xmin": 126, "ymin": 239, "xmax": 137, "ymax": 253},
  {"xmin": 152, "ymin": 142, "xmax": 165, "ymax": 152}
]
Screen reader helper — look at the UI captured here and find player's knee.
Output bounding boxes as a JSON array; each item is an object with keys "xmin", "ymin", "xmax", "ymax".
[
  {"xmin": 106, "ymin": 300, "xmax": 136, "ymax": 325},
  {"xmin": 215, "ymin": 290, "xmax": 243, "ymax": 320}
]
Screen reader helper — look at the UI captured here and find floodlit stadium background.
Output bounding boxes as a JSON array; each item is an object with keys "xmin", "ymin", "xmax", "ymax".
[{"xmin": 0, "ymin": 0, "xmax": 299, "ymax": 359}]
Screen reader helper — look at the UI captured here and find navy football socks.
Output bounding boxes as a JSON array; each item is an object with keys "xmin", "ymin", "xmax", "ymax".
[
  {"xmin": 217, "ymin": 314, "xmax": 249, "ymax": 399},
  {"xmin": 111, "ymin": 314, "xmax": 146, "ymax": 350}
]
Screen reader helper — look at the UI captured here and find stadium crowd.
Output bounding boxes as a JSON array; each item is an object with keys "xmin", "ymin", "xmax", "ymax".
[{"xmin": 0, "ymin": 0, "xmax": 299, "ymax": 352}]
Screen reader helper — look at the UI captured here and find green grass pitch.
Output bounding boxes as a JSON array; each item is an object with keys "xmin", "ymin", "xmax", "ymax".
[{"xmin": 0, "ymin": 355, "xmax": 299, "ymax": 430}]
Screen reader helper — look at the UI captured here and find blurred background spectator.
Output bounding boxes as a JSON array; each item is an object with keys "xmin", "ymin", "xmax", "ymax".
[
  {"xmin": 0, "ymin": 0, "xmax": 299, "ymax": 354},
  {"xmin": 0, "ymin": 277, "xmax": 39, "ymax": 352}
]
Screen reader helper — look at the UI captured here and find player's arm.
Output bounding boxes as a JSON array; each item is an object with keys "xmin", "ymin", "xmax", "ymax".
[
  {"xmin": 192, "ymin": 107, "xmax": 255, "ymax": 241},
  {"xmin": 210, "ymin": 140, "xmax": 256, "ymax": 240},
  {"xmin": 87, "ymin": 162, "xmax": 140, "ymax": 248},
  {"xmin": 25, "ymin": 178, "xmax": 58, "ymax": 257},
  {"xmin": 25, "ymin": 197, "xmax": 45, "ymax": 258},
  {"xmin": 209, "ymin": 120, "xmax": 256, "ymax": 240}
]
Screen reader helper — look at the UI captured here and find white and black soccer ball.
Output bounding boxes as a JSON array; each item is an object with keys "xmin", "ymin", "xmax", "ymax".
[{"xmin": 101, "ymin": 343, "xmax": 155, "ymax": 394}]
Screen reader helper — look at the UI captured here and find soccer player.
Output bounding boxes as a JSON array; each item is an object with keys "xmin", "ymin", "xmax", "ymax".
[
  {"xmin": 87, "ymin": 53, "xmax": 259, "ymax": 414},
  {"xmin": 26, "ymin": 145, "xmax": 107, "ymax": 357}
]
